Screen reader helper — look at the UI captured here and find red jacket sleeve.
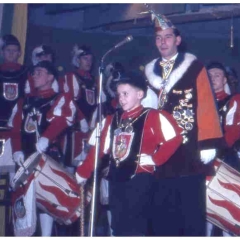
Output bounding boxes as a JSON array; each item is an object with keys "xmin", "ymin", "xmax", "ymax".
[
  {"xmin": 140, "ymin": 109, "xmax": 183, "ymax": 166},
  {"xmin": 43, "ymin": 93, "xmax": 77, "ymax": 141},
  {"xmin": 224, "ymin": 94, "xmax": 240, "ymax": 147},
  {"xmin": 76, "ymin": 115, "xmax": 113, "ymax": 178},
  {"xmin": 7, "ymin": 99, "xmax": 24, "ymax": 152}
]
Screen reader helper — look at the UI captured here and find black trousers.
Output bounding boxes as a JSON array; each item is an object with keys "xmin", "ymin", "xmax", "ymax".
[
  {"xmin": 109, "ymin": 173, "xmax": 154, "ymax": 236},
  {"xmin": 150, "ymin": 174, "xmax": 206, "ymax": 236}
]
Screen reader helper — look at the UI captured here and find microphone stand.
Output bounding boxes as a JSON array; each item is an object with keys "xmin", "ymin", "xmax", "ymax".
[
  {"xmin": 88, "ymin": 35, "xmax": 133, "ymax": 236},
  {"xmin": 88, "ymin": 49, "xmax": 112, "ymax": 237}
]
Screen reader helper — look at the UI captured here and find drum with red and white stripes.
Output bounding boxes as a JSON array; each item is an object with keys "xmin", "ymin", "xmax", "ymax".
[
  {"xmin": 206, "ymin": 158, "xmax": 240, "ymax": 236},
  {"xmin": 11, "ymin": 152, "xmax": 91, "ymax": 225}
]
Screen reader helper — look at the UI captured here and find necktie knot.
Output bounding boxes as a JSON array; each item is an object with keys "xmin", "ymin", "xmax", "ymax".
[
  {"xmin": 159, "ymin": 60, "xmax": 175, "ymax": 80},
  {"xmin": 159, "ymin": 59, "xmax": 175, "ymax": 67}
]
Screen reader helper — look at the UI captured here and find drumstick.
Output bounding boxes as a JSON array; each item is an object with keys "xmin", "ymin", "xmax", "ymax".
[
  {"xmin": 80, "ymin": 185, "xmax": 85, "ymax": 236},
  {"xmin": 20, "ymin": 161, "xmax": 29, "ymax": 175}
]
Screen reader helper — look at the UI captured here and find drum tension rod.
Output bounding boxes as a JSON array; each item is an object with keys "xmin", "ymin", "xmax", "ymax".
[
  {"xmin": 65, "ymin": 189, "xmax": 80, "ymax": 197},
  {"xmin": 65, "ymin": 189, "xmax": 70, "ymax": 194},
  {"xmin": 71, "ymin": 191, "xmax": 80, "ymax": 197},
  {"xmin": 51, "ymin": 203, "xmax": 58, "ymax": 208}
]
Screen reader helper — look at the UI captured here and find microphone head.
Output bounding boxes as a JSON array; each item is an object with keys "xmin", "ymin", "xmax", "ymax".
[{"xmin": 126, "ymin": 35, "xmax": 133, "ymax": 42}]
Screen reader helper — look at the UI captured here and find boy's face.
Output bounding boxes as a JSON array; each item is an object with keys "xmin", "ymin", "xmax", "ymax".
[
  {"xmin": 32, "ymin": 67, "xmax": 53, "ymax": 90},
  {"xmin": 208, "ymin": 68, "xmax": 227, "ymax": 93},
  {"xmin": 117, "ymin": 83, "xmax": 144, "ymax": 112},
  {"xmin": 2, "ymin": 45, "xmax": 21, "ymax": 63}
]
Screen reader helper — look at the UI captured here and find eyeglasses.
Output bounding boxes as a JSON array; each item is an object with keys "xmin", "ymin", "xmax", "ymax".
[{"xmin": 32, "ymin": 69, "xmax": 49, "ymax": 77}]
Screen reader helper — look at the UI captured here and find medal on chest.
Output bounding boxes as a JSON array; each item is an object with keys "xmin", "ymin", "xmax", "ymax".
[
  {"xmin": 172, "ymin": 88, "xmax": 195, "ymax": 144},
  {"xmin": 158, "ymin": 88, "xmax": 168, "ymax": 109}
]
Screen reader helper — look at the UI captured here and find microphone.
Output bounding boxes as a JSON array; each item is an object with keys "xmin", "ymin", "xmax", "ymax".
[
  {"xmin": 101, "ymin": 35, "xmax": 133, "ymax": 62},
  {"xmin": 113, "ymin": 35, "xmax": 133, "ymax": 49}
]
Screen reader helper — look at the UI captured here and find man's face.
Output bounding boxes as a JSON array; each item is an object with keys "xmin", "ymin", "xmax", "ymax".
[
  {"xmin": 37, "ymin": 54, "xmax": 52, "ymax": 63},
  {"xmin": 208, "ymin": 68, "xmax": 227, "ymax": 93},
  {"xmin": 2, "ymin": 45, "xmax": 21, "ymax": 63},
  {"xmin": 117, "ymin": 83, "xmax": 143, "ymax": 112},
  {"xmin": 155, "ymin": 28, "xmax": 181, "ymax": 60},
  {"xmin": 32, "ymin": 67, "xmax": 53, "ymax": 90},
  {"xmin": 78, "ymin": 54, "xmax": 93, "ymax": 72}
]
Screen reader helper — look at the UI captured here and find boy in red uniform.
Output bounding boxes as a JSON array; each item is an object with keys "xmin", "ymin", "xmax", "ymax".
[{"xmin": 75, "ymin": 72, "xmax": 183, "ymax": 236}]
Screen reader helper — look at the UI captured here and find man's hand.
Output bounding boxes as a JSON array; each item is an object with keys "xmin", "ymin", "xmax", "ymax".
[
  {"xmin": 75, "ymin": 172, "xmax": 87, "ymax": 185},
  {"xmin": 35, "ymin": 137, "xmax": 49, "ymax": 153},
  {"xmin": 13, "ymin": 151, "xmax": 25, "ymax": 167},
  {"xmin": 200, "ymin": 149, "xmax": 216, "ymax": 164}
]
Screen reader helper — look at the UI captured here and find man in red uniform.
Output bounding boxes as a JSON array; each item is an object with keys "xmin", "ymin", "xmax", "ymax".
[
  {"xmin": 75, "ymin": 72, "xmax": 183, "ymax": 236},
  {"xmin": 0, "ymin": 33, "xmax": 28, "ymax": 236},
  {"xmin": 8, "ymin": 61, "xmax": 77, "ymax": 236},
  {"xmin": 0, "ymin": 34, "xmax": 28, "ymax": 177},
  {"xmin": 61, "ymin": 45, "xmax": 97, "ymax": 122},
  {"xmin": 144, "ymin": 10, "xmax": 223, "ymax": 236},
  {"xmin": 59, "ymin": 45, "xmax": 97, "ymax": 169},
  {"xmin": 206, "ymin": 62, "xmax": 240, "ymax": 237},
  {"xmin": 208, "ymin": 62, "xmax": 240, "ymax": 166}
]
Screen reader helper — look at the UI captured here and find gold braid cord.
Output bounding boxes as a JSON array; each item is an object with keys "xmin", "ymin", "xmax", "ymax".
[{"xmin": 80, "ymin": 185, "xmax": 85, "ymax": 236}]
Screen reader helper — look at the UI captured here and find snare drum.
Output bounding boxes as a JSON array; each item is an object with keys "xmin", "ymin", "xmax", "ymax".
[
  {"xmin": 206, "ymin": 158, "xmax": 240, "ymax": 236},
  {"xmin": 11, "ymin": 152, "xmax": 90, "ymax": 225}
]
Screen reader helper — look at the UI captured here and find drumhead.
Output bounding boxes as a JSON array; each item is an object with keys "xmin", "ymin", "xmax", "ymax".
[{"xmin": 10, "ymin": 152, "xmax": 42, "ymax": 190}]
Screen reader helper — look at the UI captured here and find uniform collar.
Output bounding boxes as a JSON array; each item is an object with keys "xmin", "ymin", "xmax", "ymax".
[
  {"xmin": 35, "ymin": 89, "xmax": 56, "ymax": 98},
  {"xmin": 0, "ymin": 62, "xmax": 22, "ymax": 71},
  {"xmin": 76, "ymin": 69, "xmax": 91, "ymax": 79},
  {"xmin": 216, "ymin": 90, "xmax": 229, "ymax": 101},
  {"xmin": 121, "ymin": 105, "xmax": 144, "ymax": 119},
  {"xmin": 162, "ymin": 52, "xmax": 179, "ymax": 62}
]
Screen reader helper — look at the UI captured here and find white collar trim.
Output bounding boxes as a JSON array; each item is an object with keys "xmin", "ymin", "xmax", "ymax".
[{"xmin": 145, "ymin": 53, "xmax": 197, "ymax": 92}]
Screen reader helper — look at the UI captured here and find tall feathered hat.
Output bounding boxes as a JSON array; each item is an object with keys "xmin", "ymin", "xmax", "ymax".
[
  {"xmin": 32, "ymin": 45, "xmax": 55, "ymax": 66},
  {"xmin": 71, "ymin": 45, "xmax": 92, "ymax": 68},
  {"xmin": 105, "ymin": 62, "xmax": 125, "ymax": 98},
  {"xmin": 139, "ymin": 4, "xmax": 175, "ymax": 32}
]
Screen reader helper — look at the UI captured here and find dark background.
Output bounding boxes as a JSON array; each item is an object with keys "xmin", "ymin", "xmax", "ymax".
[{"xmin": 2, "ymin": 3, "xmax": 240, "ymax": 89}]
